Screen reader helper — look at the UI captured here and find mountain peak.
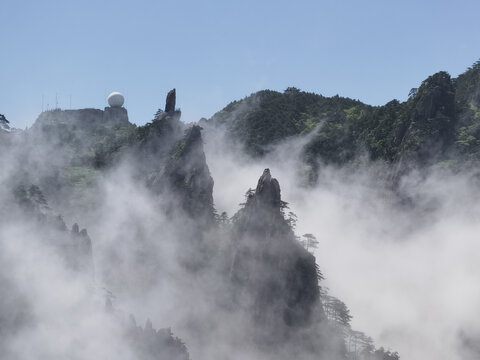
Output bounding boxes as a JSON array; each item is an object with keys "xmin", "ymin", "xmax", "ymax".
[
  {"xmin": 165, "ymin": 88, "xmax": 176, "ymax": 112},
  {"xmin": 255, "ymin": 168, "xmax": 281, "ymax": 209}
]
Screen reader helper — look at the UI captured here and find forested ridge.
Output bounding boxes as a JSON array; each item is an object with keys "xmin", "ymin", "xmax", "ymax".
[{"xmin": 206, "ymin": 60, "xmax": 480, "ymax": 174}]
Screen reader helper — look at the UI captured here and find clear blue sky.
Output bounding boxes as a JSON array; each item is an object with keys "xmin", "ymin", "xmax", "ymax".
[{"xmin": 2, "ymin": 0, "xmax": 480, "ymax": 129}]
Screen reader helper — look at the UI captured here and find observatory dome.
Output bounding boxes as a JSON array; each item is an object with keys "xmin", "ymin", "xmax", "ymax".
[{"xmin": 108, "ymin": 92, "xmax": 125, "ymax": 107}]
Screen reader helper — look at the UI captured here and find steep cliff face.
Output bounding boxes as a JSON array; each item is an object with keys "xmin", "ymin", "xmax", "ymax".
[
  {"xmin": 165, "ymin": 89, "xmax": 177, "ymax": 113},
  {"xmin": 0, "ymin": 114, "xmax": 11, "ymax": 133},
  {"xmin": 231, "ymin": 169, "xmax": 323, "ymax": 338},
  {"xmin": 141, "ymin": 91, "xmax": 215, "ymax": 224},
  {"xmin": 225, "ymin": 169, "xmax": 351, "ymax": 360},
  {"xmin": 0, "ymin": 114, "xmax": 14, "ymax": 151},
  {"xmin": 136, "ymin": 90, "xmax": 184, "ymax": 166},
  {"xmin": 163, "ymin": 125, "xmax": 215, "ymax": 223},
  {"xmin": 144, "ymin": 123, "xmax": 215, "ymax": 270}
]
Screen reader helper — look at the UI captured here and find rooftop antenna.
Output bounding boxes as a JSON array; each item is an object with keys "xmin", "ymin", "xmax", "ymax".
[{"xmin": 55, "ymin": 93, "xmax": 58, "ymax": 109}]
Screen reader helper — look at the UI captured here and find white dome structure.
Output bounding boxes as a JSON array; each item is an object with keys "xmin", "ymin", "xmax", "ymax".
[{"xmin": 107, "ymin": 92, "xmax": 125, "ymax": 107}]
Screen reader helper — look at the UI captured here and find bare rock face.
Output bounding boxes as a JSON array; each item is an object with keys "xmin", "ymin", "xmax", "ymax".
[
  {"xmin": 0, "ymin": 114, "xmax": 10, "ymax": 133},
  {"xmin": 231, "ymin": 169, "xmax": 323, "ymax": 343},
  {"xmin": 255, "ymin": 168, "xmax": 281, "ymax": 208},
  {"xmin": 144, "ymin": 90, "xmax": 214, "ymax": 224},
  {"xmin": 164, "ymin": 125, "xmax": 215, "ymax": 224},
  {"xmin": 165, "ymin": 89, "xmax": 176, "ymax": 113}
]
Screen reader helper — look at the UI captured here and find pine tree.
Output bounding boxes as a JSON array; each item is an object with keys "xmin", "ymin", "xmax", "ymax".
[{"xmin": 301, "ymin": 233, "xmax": 319, "ymax": 252}]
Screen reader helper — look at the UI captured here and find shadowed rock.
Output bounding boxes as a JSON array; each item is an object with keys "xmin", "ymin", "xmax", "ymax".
[
  {"xmin": 231, "ymin": 169, "xmax": 324, "ymax": 344},
  {"xmin": 164, "ymin": 125, "xmax": 215, "ymax": 223},
  {"xmin": 255, "ymin": 168, "xmax": 281, "ymax": 208},
  {"xmin": 165, "ymin": 88, "xmax": 176, "ymax": 113}
]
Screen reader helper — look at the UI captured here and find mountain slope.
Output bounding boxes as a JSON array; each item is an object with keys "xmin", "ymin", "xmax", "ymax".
[{"xmin": 206, "ymin": 60, "xmax": 480, "ymax": 175}]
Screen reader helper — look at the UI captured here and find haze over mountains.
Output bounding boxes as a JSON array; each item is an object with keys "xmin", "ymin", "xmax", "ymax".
[{"xmin": 1, "ymin": 60, "xmax": 480, "ymax": 360}]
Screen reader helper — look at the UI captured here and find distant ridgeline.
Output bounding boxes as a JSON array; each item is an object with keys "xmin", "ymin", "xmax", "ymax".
[{"xmin": 206, "ymin": 60, "xmax": 480, "ymax": 180}]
